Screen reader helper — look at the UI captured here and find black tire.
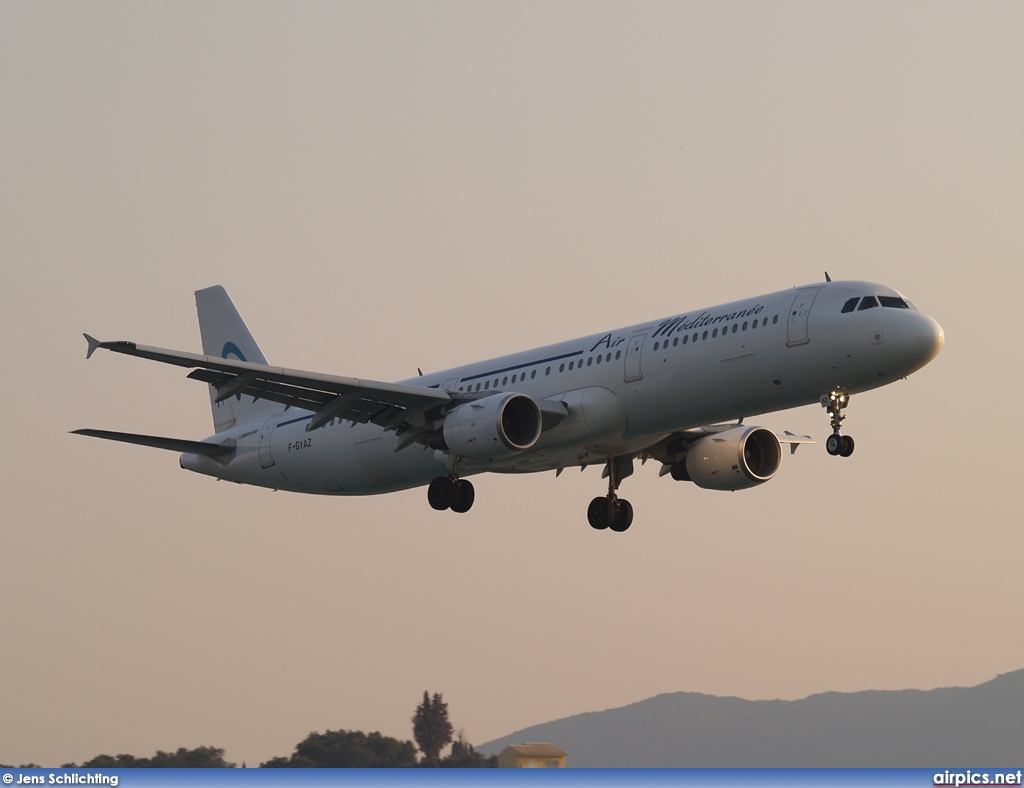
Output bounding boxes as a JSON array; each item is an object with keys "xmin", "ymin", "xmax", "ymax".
[
  {"xmin": 610, "ymin": 499, "xmax": 634, "ymax": 532},
  {"xmin": 826, "ymin": 434, "xmax": 842, "ymax": 456},
  {"xmin": 587, "ymin": 496, "xmax": 614, "ymax": 530},
  {"xmin": 839, "ymin": 435, "xmax": 855, "ymax": 457},
  {"xmin": 450, "ymin": 480, "xmax": 475, "ymax": 513},
  {"xmin": 427, "ymin": 477, "xmax": 454, "ymax": 511}
]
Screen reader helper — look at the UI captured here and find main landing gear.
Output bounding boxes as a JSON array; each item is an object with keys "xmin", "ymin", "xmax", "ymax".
[
  {"xmin": 587, "ymin": 456, "xmax": 634, "ymax": 533},
  {"xmin": 427, "ymin": 476, "xmax": 475, "ymax": 513},
  {"xmin": 822, "ymin": 391, "xmax": 855, "ymax": 458}
]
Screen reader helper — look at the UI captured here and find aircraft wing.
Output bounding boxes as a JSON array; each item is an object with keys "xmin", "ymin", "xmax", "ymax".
[{"xmin": 83, "ymin": 334, "xmax": 454, "ymax": 433}]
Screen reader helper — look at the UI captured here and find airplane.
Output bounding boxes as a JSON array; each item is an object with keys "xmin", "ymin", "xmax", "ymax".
[{"xmin": 74, "ymin": 277, "xmax": 943, "ymax": 532}]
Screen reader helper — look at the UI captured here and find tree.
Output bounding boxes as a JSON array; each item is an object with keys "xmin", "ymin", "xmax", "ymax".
[
  {"xmin": 80, "ymin": 747, "xmax": 235, "ymax": 768},
  {"xmin": 260, "ymin": 730, "xmax": 417, "ymax": 768},
  {"xmin": 437, "ymin": 732, "xmax": 496, "ymax": 768},
  {"xmin": 412, "ymin": 691, "xmax": 453, "ymax": 762}
]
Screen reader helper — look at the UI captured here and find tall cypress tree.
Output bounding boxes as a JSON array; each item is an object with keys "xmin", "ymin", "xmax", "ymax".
[{"xmin": 412, "ymin": 691, "xmax": 453, "ymax": 761}]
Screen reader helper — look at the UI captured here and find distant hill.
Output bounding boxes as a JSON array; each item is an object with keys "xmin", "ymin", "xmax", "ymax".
[{"xmin": 478, "ymin": 670, "xmax": 1024, "ymax": 767}]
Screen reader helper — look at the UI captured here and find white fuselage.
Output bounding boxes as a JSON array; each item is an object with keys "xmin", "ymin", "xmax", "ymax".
[{"xmin": 180, "ymin": 280, "xmax": 943, "ymax": 495}]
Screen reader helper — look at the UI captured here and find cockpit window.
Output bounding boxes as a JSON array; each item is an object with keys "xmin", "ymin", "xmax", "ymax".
[
  {"xmin": 841, "ymin": 297, "xmax": 859, "ymax": 313},
  {"xmin": 857, "ymin": 296, "xmax": 879, "ymax": 311},
  {"xmin": 878, "ymin": 295, "xmax": 910, "ymax": 309}
]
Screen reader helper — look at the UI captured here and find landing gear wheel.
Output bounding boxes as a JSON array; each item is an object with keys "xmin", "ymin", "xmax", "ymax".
[
  {"xmin": 427, "ymin": 477, "xmax": 455, "ymax": 511},
  {"xmin": 449, "ymin": 480, "xmax": 475, "ymax": 513},
  {"xmin": 610, "ymin": 499, "xmax": 633, "ymax": 532},
  {"xmin": 588, "ymin": 497, "xmax": 614, "ymax": 530},
  {"xmin": 589, "ymin": 455, "xmax": 637, "ymax": 532},
  {"xmin": 822, "ymin": 391, "xmax": 853, "ymax": 458}
]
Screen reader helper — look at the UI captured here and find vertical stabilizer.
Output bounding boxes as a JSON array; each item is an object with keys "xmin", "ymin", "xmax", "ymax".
[{"xmin": 195, "ymin": 286, "xmax": 280, "ymax": 433}]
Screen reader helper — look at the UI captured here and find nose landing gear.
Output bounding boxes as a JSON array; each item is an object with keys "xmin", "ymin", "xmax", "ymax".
[{"xmin": 822, "ymin": 391, "xmax": 855, "ymax": 457}]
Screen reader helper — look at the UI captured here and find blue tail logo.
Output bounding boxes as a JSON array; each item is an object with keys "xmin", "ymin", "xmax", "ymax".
[{"xmin": 222, "ymin": 342, "xmax": 247, "ymax": 400}]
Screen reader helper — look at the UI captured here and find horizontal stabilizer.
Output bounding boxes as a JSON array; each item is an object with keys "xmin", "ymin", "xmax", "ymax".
[
  {"xmin": 71, "ymin": 429, "xmax": 235, "ymax": 457},
  {"xmin": 84, "ymin": 333, "xmax": 104, "ymax": 359}
]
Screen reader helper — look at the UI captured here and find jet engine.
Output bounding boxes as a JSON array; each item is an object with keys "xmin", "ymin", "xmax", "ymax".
[
  {"xmin": 674, "ymin": 426, "xmax": 783, "ymax": 491},
  {"xmin": 443, "ymin": 393, "xmax": 543, "ymax": 460}
]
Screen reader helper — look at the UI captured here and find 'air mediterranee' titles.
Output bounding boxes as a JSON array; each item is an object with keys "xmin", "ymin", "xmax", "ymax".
[
  {"xmin": 587, "ymin": 304, "xmax": 768, "ymax": 353},
  {"xmin": 651, "ymin": 304, "xmax": 766, "ymax": 339}
]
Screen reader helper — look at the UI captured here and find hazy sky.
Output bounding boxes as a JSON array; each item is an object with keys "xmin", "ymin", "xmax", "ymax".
[{"xmin": 2, "ymin": 1, "xmax": 1022, "ymax": 768}]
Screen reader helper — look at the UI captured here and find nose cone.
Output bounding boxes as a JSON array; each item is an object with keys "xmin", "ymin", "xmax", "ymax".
[{"xmin": 899, "ymin": 312, "xmax": 944, "ymax": 373}]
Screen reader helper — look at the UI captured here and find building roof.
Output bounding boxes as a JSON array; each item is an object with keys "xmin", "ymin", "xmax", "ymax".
[{"xmin": 503, "ymin": 743, "xmax": 568, "ymax": 758}]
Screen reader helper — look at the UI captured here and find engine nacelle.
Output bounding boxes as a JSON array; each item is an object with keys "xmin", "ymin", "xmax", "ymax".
[
  {"xmin": 443, "ymin": 393, "xmax": 543, "ymax": 460},
  {"xmin": 681, "ymin": 426, "xmax": 783, "ymax": 491}
]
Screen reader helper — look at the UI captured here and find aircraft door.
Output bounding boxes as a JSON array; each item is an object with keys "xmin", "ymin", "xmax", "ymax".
[
  {"xmin": 624, "ymin": 332, "xmax": 647, "ymax": 381},
  {"xmin": 258, "ymin": 414, "xmax": 280, "ymax": 469},
  {"xmin": 787, "ymin": 287, "xmax": 822, "ymax": 347}
]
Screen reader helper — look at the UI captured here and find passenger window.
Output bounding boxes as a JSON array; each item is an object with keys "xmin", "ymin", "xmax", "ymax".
[
  {"xmin": 732, "ymin": 324, "xmax": 738, "ymax": 334},
  {"xmin": 502, "ymin": 376, "xmax": 508, "ymax": 385},
  {"xmin": 841, "ymin": 297, "xmax": 859, "ymax": 313},
  {"xmin": 742, "ymin": 321, "xmax": 748, "ymax": 330},
  {"xmin": 712, "ymin": 328, "xmax": 718, "ymax": 338},
  {"xmin": 653, "ymin": 341, "xmax": 660, "ymax": 351},
  {"xmin": 858, "ymin": 296, "xmax": 879, "ymax": 311},
  {"xmin": 532, "ymin": 370, "xmax": 538, "ymax": 379},
  {"xmin": 559, "ymin": 363, "xmax": 565, "ymax": 372},
  {"xmin": 596, "ymin": 354, "xmax": 602, "ymax": 364},
  {"xmin": 615, "ymin": 351, "xmax": 621, "ymax": 360},
  {"xmin": 772, "ymin": 316, "xmax": 778, "ymax": 324},
  {"xmin": 587, "ymin": 357, "xmax": 593, "ymax": 366},
  {"xmin": 682, "ymin": 335, "xmax": 688, "ymax": 345},
  {"xmin": 568, "ymin": 361, "xmax": 574, "ymax": 370},
  {"xmin": 606, "ymin": 353, "xmax": 611, "ymax": 362},
  {"xmin": 702, "ymin": 330, "xmax": 708, "ymax": 340},
  {"xmin": 484, "ymin": 381, "xmax": 490, "ymax": 390}
]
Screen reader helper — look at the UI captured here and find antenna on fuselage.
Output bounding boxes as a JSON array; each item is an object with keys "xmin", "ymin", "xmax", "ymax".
[{"xmin": 825, "ymin": 271, "xmax": 832, "ymax": 282}]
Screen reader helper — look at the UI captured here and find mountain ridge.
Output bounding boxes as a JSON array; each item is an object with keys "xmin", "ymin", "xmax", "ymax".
[{"xmin": 478, "ymin": 669, "xmax": 1024, "ymax": 767}]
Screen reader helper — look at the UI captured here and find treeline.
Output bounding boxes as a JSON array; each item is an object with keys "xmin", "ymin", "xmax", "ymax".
[
  {"xmin": 1, "ymin": 747, "xmax": 236, "ymax": 769},
  {"xmin": 3, "ymin": 691, "xmax": 496, "ymax": 769},
  {"xmin": 261, "ymin": 730, "xmax": 494, "ymax": 768}
]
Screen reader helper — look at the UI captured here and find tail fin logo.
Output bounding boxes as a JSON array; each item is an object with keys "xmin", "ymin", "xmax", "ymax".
[{"xmin": 222, "ymin": 342, "xmax": 247, "ymax": 400}]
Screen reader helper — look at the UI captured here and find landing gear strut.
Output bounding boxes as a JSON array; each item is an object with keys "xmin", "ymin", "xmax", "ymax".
[
  {"xmin": 587, "ymin": 456, "xmax": 634, "ymax": 532},
  {"xmin": 428, "ymin": 458, "xmax": 475, "ymax": 513},
  {"xmin": 822, "ymin": 391, "xmax": 855, "ymax": 458}
]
